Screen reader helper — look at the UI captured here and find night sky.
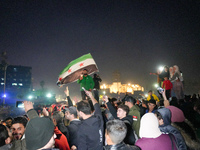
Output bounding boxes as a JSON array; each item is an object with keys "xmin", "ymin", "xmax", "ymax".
[{"xmin": 1, "ymin": 1, "xmax": 200, "ymax": 97}]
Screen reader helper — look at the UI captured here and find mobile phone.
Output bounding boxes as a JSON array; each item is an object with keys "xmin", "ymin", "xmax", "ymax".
[
  {"xmin": 157, "ymin": 87, "xmax": 164, "ymax": 93},
  {"xmin": 16, "ymin": 101, "xmax": 24, "ymax": 108},
  {"xmin": 82, "ymin": 87, "xmax": 86, "ymax": 91}
]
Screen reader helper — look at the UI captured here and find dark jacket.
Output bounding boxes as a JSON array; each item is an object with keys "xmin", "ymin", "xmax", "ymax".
[
  {"xmin": 157, "ymin": 108, "xmax": 187, "ymax": 150},
  {"xmin": 104, "ymin": 142, "xmax": 141, "ymax": 150},
  {"xmin": 67, "ymin": 119, "xmax": 81, "ymax": 147},
  {"xmin": 57, "ymin": 122, "xmax": 69, "ymax": 140},
  {"xmin": 93, "ymin": 76, "xmax": 102, "ymax": 90},
  {"xmin": 77, "ymin": 103, "xmax": 104, "ymax": 150},
  {"xmin": 106, "ymin": 102, "xmax": 136, "ymax": 145}
]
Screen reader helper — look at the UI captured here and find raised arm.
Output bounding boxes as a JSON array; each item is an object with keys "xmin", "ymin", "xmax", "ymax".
[
  {"xmin": 64, "ymin": 86, "xmax": 73, "ymax": 107},
  {"xmin": 104, "ymin": 96, "xmax": 118, "ymax": 119}
]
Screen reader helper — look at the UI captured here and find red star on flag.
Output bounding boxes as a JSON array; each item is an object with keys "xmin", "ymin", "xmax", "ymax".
[
  {"xmin": 79, "ymin": 63, "xmax": 84, "ymax": 67},
  {"xmin": 68, "ymin": 69, "xmax": 72, "ymax": 73},
  {"xmin": 59, "ymin": 77, "xmax": 62, "ymax": 81}
]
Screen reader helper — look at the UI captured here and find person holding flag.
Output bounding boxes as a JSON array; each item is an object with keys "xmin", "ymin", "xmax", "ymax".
[{"xmin": 77, "ymin": 69, "xmax": 94, "ymax": 100}]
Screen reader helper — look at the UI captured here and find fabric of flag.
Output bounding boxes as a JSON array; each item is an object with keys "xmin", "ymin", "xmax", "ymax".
[{"xmin": 57, "ymin": 53, "xmax": 98, "ymax": 86}]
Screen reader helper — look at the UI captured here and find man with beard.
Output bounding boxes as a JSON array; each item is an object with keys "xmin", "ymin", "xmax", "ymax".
[
  {"xmin": 10, "ymin": 116, "xmax": 28, "ymax": 150},
  {"xmin": 77, "ymin": 69, "xmax": 94, "ymax": 100}
]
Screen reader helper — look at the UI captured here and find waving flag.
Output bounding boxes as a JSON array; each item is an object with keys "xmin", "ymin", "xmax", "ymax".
[{"xmin": 57, "ymin": 53, "xmax": 98, "ymax": 86}]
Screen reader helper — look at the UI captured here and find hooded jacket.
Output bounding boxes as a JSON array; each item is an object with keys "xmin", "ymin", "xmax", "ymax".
[
  {"xmin": 135, "ymin": 113, "xmax": 177, "ymax": 150},
  {"xmin": 106, "ymin": 102, "xmax": 136, "ymax": 145},
  {"xmin": 77, "ymin": 103, "xmax": 104, "ymax": 150},
  {"xmin": 157, "ymin": 108, "xmax": 187, "ymax": 150}
]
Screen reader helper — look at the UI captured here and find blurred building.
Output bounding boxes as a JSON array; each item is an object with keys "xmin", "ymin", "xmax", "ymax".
[
  {"xmin": 100, "ymin": 82, "xmax": 144, "ymax": 95},
  {"xmin": 0, "ymin": 64, "xmax": 32, "ymax": 100}
]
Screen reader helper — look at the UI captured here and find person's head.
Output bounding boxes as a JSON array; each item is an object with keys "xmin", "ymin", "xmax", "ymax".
[
  {"xmin": 155, "ymin": 108, "xmax": 171, "ymax": 126},
  {"xmin": 169, "ymin": 67, "xmax": 173, "ymax": 73},
  {"xmin": 0, "ymin": 124, "xmax": 11, "ymax": 146},
  {"xmin": 155, "ymin": 111, "xmax": 164, "ymax": 126},
  {"xmin": 25, "ymin": 116, "xmax": 55, "ymax": 150},
  {"xmin": 4, "ymin": 117, "xmax": 13, "ymax": 129},
  {"xmin": 124, "ymin": 96, "xmax": 136, "ymax": 108},
  {"xmin": 82, "ymin": 69, "xmax": 88, "ymax": 76},
  {"xmin": 139, "ymin": 113, "xmax": 162, "ymax": 138},
  {"xmin": 164, "ymin": 77, "xmax": 168, "ymax": 80},
  {"xmin": 52, "ymin": 111, "xmax": 64, "ymax": 126},
  {"xmin": 148, "ymin": 90, "xmax": 152, "ymax": 95},
  {"xmin": 110, "ymin": 98, "xmax": 118, "ymax": 107},
  {"xmin": 117, "ymin": 104, "xmax": 129, "ymax": 119},
  {"xmin": 147, "ymin": 99, "xmax": 156, "ymax": 112},
  {"xmin": 173, "ymin": 65, "xmax": 179, "ymax": 72},
  {"xmin": 76, "ymin": 101, "xmax": 91, "ymax": 120},
  {"xmin": 65, "ymin": 106, "xmax": 78, "ymax": 121},
  {"xmin": 105, "ymin": 120, "xmax": 127, "ymax": 145},
  {"xmin": 164, "ymin": 66, "xmax": 169, "ymax": 72},
  {"xmin": 11, "ymin": 117, "xmax": 28, "ymax": 140},
  {"xmin": 93, "ymin": 73, "xmax": 98, "ymax": 78}
]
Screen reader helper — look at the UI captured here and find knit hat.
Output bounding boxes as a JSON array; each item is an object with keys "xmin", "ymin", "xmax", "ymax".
[
  {"xmin": 167, "ymin": 106, "xmax": 185, "ymax": 122},
  {"xmin": 25, "ymin": 116, "xmax": 54, "ymax": 150},
  {"xmin": 139, "ymin": 113, "xmax": 162, "ymax": 138}
]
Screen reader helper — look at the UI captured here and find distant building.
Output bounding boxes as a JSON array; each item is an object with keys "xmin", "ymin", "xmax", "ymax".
[
  {"xmin": 0, "ymin": 64, "xmax": 32, "ymax": 99},
  {"xmin": 100, "ymin": 82, "xmax": 144, "ymax": 95}
]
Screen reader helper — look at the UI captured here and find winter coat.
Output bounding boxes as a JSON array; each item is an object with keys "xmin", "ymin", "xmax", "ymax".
[
  {"xmin": 167, "ymin": 106, "xmax": 200, "ymax": 150},
  {"xmin": 77, "ymin": 75, "xmax": 94, "ymax": 91},
  {"xmin": 128, "ymin": 105, "xmax": 141, "ymax": 138},
  {"xmin": 106, "ymin": 102, "xmax": 136, "ymax": 145},
  {"xmin": 67, "ymin": 119, "xmax": 81, "ymax": 147},
  {"xmin": 77, "ymin": 103, "xmax": 104, "ymax": 150},
  {"xmin": 104, "ymin": 142, "xmax": 141, "ymax": 150},
  {"xmin": 135, "ymin": 113, "xmax": 177, "ymax": 150},
  {"xmin": 157, "ymin": 108, "xmax": 187, "ymax": 150},
  {"xmin": 54, "ymin": 126, "xmax": 70, "ymax": 150}
]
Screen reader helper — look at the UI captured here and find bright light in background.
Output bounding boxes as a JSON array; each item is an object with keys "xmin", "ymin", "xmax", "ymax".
[
  {"xmin": 103, "ymin": 91, "xmax": 106, "ymax": 95},
  {"xmin": 154, "ymin": 84, "xmax": 158, "ymax": 88},
  {"xmin": 159, "ymin": 66, "xmax": 164, "ymax": 72},
  {"xmin": 128, "ymin": 83, "xmax": 131, "ymax": 86},
  {"xmin": 145, "ymin": 94, "xmax": 148, "ymax": 97},
  {"xmin": 46, "ymin": 93, "xmax": 52, "ymax": 98},
  {"xmin": 3, "ymin": 94, "xmax": 6, "ymax": 98},
  {"xmin": 28, "ymin": 95, "xmax": 33, "ymax": 100}
]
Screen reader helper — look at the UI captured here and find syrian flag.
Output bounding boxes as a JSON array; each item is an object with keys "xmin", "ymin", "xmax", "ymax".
[{"xmin": 57, "ymin": 53, "xmax": 98, "ymax": 86}]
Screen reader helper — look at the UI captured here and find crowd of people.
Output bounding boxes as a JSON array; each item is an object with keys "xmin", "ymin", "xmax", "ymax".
[{"xmin": 0, "ymin": 68, "xmax": 200, "ymax": 150}]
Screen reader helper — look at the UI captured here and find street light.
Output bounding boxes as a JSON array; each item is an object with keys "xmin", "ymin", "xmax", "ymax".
[
  {"xmin": 46, "ymin": 93, "xmax": 52, "ymax": 98},
  {"xmin": 28, "ymin": 95, "xmax": 33, "ymax": 100},
  {"xmin": 103, "ymin": 91, "xmax": 106, "ymax": 95},
  {"xmin": 159, "ymin": 66, "xmax": 164, "ymax": 72},
  {"xmin": 154, "ymin": 84, "xmax": 158, "ymax": 88}
]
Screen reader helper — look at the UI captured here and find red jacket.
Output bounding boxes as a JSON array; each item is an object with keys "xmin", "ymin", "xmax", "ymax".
[
  {"xmin": 162, "ymin": 80, "xmax": 173, "ymax": 90},
  {"xmin": 54, "ymin": 126, "xmax": 70, "ymax": 150}
]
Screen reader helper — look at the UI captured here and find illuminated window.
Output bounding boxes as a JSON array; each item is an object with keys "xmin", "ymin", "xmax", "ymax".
[
  {"xmin": 19, "ymin": 83, "xmax": 23, "ymax": 86},
  {"xmin": 12, "ymin": 83, "xmax": 17, "ymax": 86},
  {"xmin": 1, "ymin": 78, "xmax": 4, "ymax": 81},
  {"xmin": 1, "ymin": 83, "xmax": 4, "ymax": 85}
]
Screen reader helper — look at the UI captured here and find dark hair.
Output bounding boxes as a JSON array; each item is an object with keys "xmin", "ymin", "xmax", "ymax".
[
  {"xmin": 52, "ymin": 111, "xmax": 64, "ymax": 124},
  {"xmin": 148, "ymin": 90, "xmax": 152, "ymax": 93},
  {"xmin": 83, "ymin": 69, "xmax": 88, "ymax": 72},
  {"xmin": 76, "ymin": 101, "xmax": 91, "ymax": 115},
  {"xmin": 0, "ymin": 124, "xmax": 9, "ymax": 146},
  {"xmin": 155, "ymin": 111, "xmax": 163, "ymax": 120},
  {"xmin": 118, "ymin": 104, "xmax": 129, "ymax": 116},
  {"xmin": 106, "ymin": 120, "xmax": 127, "ymax": 144},
  {"xmin": 12, "ymin": 117, "xmax": 28, "ymax": 128},
  {"xmin": 125, "ymin": 96, "xmax": 136, "ymax": 105},
  {"xmin": 5, "ymin": 117, "xmax": 13, "ymax": 122}
]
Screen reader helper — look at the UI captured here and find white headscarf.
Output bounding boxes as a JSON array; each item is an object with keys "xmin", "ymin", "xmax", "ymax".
[{"xmin": 139, "ymin": 113, "xmax": 162, "ymax": 138}]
